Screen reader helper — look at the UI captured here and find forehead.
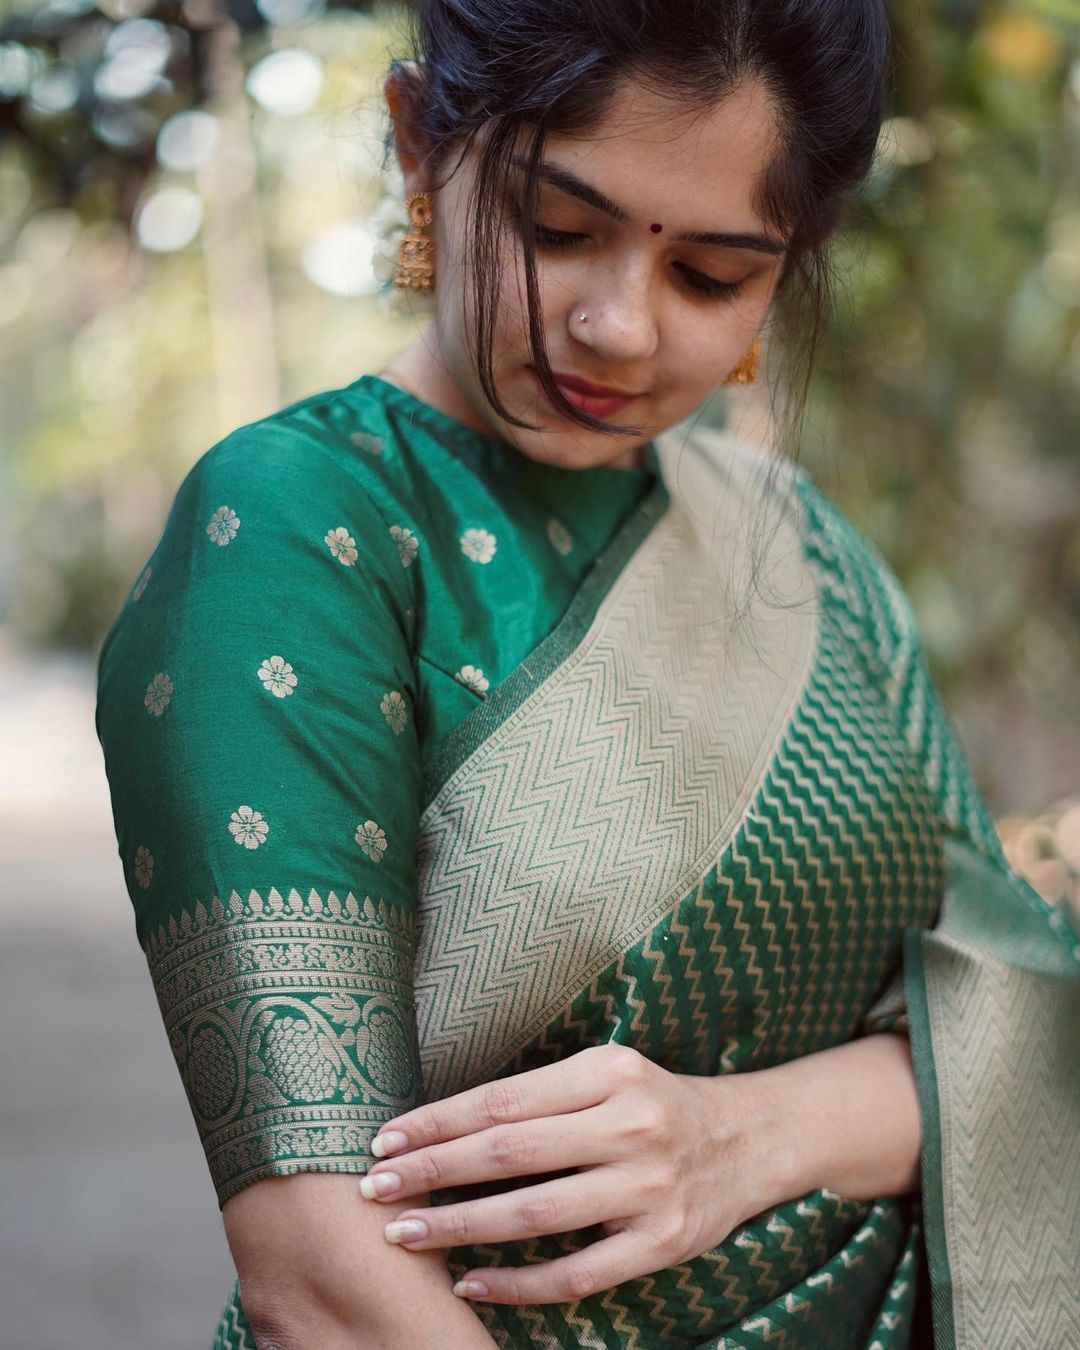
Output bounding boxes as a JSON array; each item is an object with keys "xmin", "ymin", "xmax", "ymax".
[{"xmin": 542, "ymin": 76, "xmax": 782, "ymax": 223}]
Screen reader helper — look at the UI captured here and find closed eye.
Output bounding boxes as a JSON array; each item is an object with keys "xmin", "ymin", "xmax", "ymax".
[
  {"xmin": 671, "ymin": 262, "xmax": 746, "ymax": 300},
  {"xmin": 522, "ymin": 217, "xmax": 747, "ymax": 302},
  {"xmin": 530, "ymin": 222, "xmax": 588, "ymax": 250}
]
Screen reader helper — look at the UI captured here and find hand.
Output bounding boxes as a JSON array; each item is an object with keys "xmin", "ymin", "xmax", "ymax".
[{"xmin": 356, "ymin": 1042, "xmax": 767, "ymax": 1306}]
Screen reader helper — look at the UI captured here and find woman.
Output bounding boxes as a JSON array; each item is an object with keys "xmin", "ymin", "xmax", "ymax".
[{"xmin": 94, "ymin": 2, "xmax": 1079, "ymax": 1347}]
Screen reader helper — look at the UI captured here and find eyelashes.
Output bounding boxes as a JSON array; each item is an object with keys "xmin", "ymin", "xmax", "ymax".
[
  {"xmin": 671, "ymin": 261, "xmax": 746, "ymax": 301},
  {"xmin": 507, "ymin": 205, "xmax": 746, "ymax": 302},
  {"xmin": 531, "ymin": 224, "xmax": 585, "ymax": 249}
]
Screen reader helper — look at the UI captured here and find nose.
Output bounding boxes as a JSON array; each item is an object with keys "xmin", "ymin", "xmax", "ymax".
[{"xmin": 569, "ymin": 261, "xmax": 659, "ymax": 365}]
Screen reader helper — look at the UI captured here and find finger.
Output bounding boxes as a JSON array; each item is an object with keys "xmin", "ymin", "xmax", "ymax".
[
  {"xmin": 381, "ymin": 1164, "xmax": 636, "ymax": 1250},
  {"xmin": 455, "ymin": 1228, "xmax": 651, "ymax": 1306},
  {"xmin": 365, "ymin": 1101, "xmax": 624, "ymax": 1199},
  {"xmin": 372, "ymin": 1042, "xmax": 635, "ymax": 1156}
]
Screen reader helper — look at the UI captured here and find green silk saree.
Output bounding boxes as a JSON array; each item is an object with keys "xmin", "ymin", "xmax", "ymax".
[{"xmin": 94, "ymin": 375, "xmax": 1080, "ymax": 1348}]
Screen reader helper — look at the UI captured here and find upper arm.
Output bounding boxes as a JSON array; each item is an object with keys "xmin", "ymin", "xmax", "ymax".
[{"xmin": 96, "ymin": 421, "xmax": 426, "ymax": 1208}]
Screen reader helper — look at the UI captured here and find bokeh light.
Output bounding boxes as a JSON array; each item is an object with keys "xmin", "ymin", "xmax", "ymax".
[
  {"xmin": 156, "ymin": 108, "xmax": 218, "ymax": 171},
  {"xmin": 134, "ymin": 185, "xmax": 202, "ymax": 251},
  {"xmin": 246, "ymin": 47, "xmax": 323, "ymax": 116}
]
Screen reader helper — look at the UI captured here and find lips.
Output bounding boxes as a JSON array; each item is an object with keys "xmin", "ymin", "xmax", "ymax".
[{"xmin": 530, "ymin": 368, "xmax": 640, "ymax": 419}]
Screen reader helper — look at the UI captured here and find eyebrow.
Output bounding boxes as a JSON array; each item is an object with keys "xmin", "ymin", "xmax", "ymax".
[{"xmin": 508, "ymin": 154, "xmax": 788, "ymax": 256}]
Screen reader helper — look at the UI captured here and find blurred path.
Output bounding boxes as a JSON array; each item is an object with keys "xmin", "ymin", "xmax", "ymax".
[{"xmin": 0, "ymin": 631, "xmax": 233, "ymax": 1350}]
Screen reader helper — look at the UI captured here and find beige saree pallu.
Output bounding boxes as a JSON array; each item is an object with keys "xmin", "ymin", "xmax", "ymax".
[{"xmin": 214, "ymin": 423, "xmax": 1080, "ymax": 1348}]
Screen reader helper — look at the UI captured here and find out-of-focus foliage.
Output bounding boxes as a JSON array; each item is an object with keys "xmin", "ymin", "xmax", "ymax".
[
  {"xmin": 1, "ymin": 0, "xmax": 418, "ymax": 646},
  {"xmin": 799, "ymin": 0, "xmax": 1080, "ymax": 811},
  {"xmin": 999, "ymin": 791, "xmax": 1080, "ymax": 925},
  {"xmin": 0, "ymin": 0, "xmax": 1077, "ymax": 813}
]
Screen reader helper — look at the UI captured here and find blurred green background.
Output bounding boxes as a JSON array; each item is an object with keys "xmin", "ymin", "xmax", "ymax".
[
  {"xmin": 1, "ymin": 0, "xmax": 1078, "ymax": 820},
  {"xmin": 0, "ymin": 3, "xmax": 1078, "ymax": 1346}
]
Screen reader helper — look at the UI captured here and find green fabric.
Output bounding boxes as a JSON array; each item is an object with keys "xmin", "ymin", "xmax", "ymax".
[
  {"xmin": 95, "ymin": 373, "xmax": 656, "ymax": 1195},
  {"xmin": 94, "ymin": 375, "xmax": 1079, "ymax": 1350}
]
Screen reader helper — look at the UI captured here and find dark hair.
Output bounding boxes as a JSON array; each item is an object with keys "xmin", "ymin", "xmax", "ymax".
[{"xmin": 382, "ymin": 0, "xmax": 891, "ymax": 465}]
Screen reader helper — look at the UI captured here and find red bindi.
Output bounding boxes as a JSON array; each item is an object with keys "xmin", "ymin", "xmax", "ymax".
[{"xmin": 650, "ymin": 222, "xmax": 663, "ymax": 234}]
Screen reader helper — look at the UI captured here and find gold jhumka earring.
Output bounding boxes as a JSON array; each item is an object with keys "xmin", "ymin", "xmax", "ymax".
[
  {"xmin": 723, "ymin": 336, "xmax": 761, "ymax": 385},
  {"xmin": 393, "ymin": 192, "xmax": 435, "ymax": 292}
]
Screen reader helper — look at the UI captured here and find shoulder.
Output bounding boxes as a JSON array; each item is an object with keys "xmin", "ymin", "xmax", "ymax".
[
  {"xmin": 96, "ymin": 382, "xmax": 419, "ymax": 680},
  {"xmin": 149, "ymin": 381, "xmax": 430, "ymax": 609},
  {"xmin": 783, "ymin": 456, "xmax": 923, "ymax": 669},
  {"xmin": 662, "ymin": 422, "xmax": 923, "ymax": 668},
  {"xmin": 173, "ymin": 380, "xmax": 405, "ymax": 535}
]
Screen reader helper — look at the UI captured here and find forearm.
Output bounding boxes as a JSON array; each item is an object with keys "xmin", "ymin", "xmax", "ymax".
[
  {"xmin": 732, "ymin": 1032, "xmax": 922, "ymax": 1216},
  {"xmin": 248, "ymin": 1270, "xmax": 500, "ymax": 1350},
  {"xmin": 225, "ymin": 1174, "xmax": 500, "ymax": 1350}
]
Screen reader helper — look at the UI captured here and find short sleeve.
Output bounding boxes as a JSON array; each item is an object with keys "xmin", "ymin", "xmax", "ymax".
[
  {"xmin": 787, "ymin": 463, "xmax": 1078, "ymax": 1036},
  {"xmin": 95, "ymin": 422, "xmax": 424, "ymax": 1208}
]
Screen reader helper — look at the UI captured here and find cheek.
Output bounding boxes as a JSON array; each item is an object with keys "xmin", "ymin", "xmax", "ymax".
[{"xmin": 660, "ymin": 323, "xmax": 739, "ymax": 384}]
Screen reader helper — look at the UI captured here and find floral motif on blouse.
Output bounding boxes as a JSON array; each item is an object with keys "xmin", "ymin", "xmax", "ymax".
[
  {"xmin": 144, "ymin": 672, "xmax": 174, "ymax": 716},
  {"xmin": 133, "ymin": 845, "xmax": 154, "ymax": 889},
  {"xmin": 206, "ymin": 506, "xmax": 240, "ymax": 546},
  {"xmin": 132, "ymin": 564, "xmax": 152, "ymax": 602},
  {"xmin": 229, "ymin": 804, "xmax": 269, "ymax": 849},
  {"xmin": 454, "ymin": 664, "xmax": 490, "ymax": 696},
  {"xmin": 380, "ymin": 690, "xmax": 407, "ymax": 734},
  {"xmin": 351, "ymin": 431, "xmax": 383, "ymax": 455},
  {"xmin": 259, "ymin": 656, "xmax": 298, "ymax": 699},
  {"xmin": 355, "ymin": 819, "xmax": 388, "ymax": 861},
  {"xmin": 389, "ymin": 524, "xmax": 419, "ymax": 568},
  {"xmin": 546, "ymin": 517, "xmax": 573, "ymax": 556},
  {"xmin": 461, "ymin": 527, "xmax": 497, "ymax": 564},
  {"xmin": 325, "ymin": 526, "xmax": 358, "ymax": 566}
]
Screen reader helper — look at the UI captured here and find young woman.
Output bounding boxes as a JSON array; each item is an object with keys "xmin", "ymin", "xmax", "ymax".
[{"xmin": 94, "ymin": 2, "xmax": 1079, "ymax": 1347}]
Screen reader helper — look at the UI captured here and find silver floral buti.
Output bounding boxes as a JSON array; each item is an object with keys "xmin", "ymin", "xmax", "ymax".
[
  {"xmin": 460, "ymin": 527, "xmax": 497, "ymax": 564},
  {"xmin": 133, "ymin": 844, "xmax": 154, "ymax": 889},
  {"xmin": 229, "ymin": 804, "xmax": 269, "ymax": 849},
  {"xmin": 144, "ymin": 671, "xmax": 174, "ymax": 716},
  {"xmin": 206, "ymin": 506, "xmax": 240, "ymax": 547},
  {"xmin": 454, "ymin": 664, "xmax": 490, "ymax": 696},
  {"xmin": 259, "ymin": 655, "xmax": 298, "ymax": 699},
  {"xmin": 351, "ymin": 431, "xmax": 383, "ymax": 455},
  {"xmin": 355, "ymin": 819, "xmax": 388, "ymax": 862},
  {"xmin": 389, "ymin": 524, "xmax": 419, "ymax": 568},
  {"xmin": 380, "ymin": 689, "xmax": 408, "ymax": 734},
  {"xmin": 325, "ymin": 526, "xmax": 358, "ymax": 566}
]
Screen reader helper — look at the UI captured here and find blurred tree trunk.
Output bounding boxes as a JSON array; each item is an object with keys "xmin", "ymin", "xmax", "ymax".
[{"xmin": 195, "ymin": 8, "xmax": 281, "ymax": 433}]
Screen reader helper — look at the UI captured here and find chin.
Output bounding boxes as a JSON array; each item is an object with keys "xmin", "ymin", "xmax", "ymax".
[{"xmin": 519, "ymin": 432, "xmax": 641, "ymax": 473}]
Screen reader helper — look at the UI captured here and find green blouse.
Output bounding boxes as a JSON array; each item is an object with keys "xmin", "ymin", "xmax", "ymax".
[{"xmin": 95, "ymin": 372, "xmax": 660, "ymax": 1194}]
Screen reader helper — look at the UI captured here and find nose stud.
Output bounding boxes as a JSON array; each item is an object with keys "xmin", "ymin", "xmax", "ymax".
[{"xmin": 577, "ymin": 311, "xmax": 588, "ymax": 323}]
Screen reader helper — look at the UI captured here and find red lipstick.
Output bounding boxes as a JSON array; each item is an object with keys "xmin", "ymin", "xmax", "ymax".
[{"xmin": 531, "ymin": 368, "xmax": 641, "ymax": 419}]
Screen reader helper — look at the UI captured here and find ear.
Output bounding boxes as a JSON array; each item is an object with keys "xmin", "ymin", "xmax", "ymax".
[{"xmin": 384, "ymin": 60, "xmax": 431, "ymax": 199}]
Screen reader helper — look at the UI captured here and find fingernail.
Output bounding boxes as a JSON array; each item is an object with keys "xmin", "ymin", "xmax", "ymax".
[
  {"xmin": 359, "ymin": 1171, "xmax": 401, "ymax": 1199},
  {"xmin": 385, "ymin": 1218, "xmax": 428, "ymax": 1243},
  {"xmin": 453, "ymin": 1279, "xmax": 489, "ymax": 1298},
  {"xmin": 372, "ymin": 1130, "xmax": 408, "ymax": 1157}
]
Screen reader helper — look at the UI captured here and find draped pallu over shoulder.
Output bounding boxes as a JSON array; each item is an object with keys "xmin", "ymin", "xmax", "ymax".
[
  {"xmin": 410, "ymin": 424, "xmax": 1080, "ymax": 1350},
  {"xmin": 410, "ymin": 427, "xmax": 934, "ymax": 1348},
  {"xmin": 413, "ymin": 428, "xmax": 821, "ymax": 1102}
]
